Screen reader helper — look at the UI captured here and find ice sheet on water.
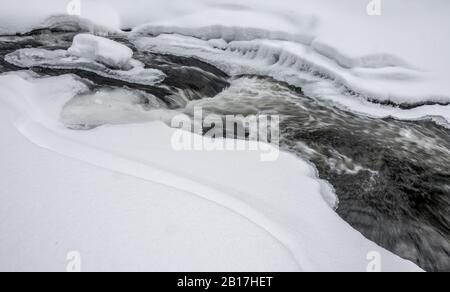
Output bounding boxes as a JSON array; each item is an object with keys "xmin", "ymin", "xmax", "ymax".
[
  {"xmin": 5, "ymin": 47, "xmax": 166, "ymax": 86},
  {"xmin": 60, "ymin": 88, "xmax": 175, "ymax": 128}
]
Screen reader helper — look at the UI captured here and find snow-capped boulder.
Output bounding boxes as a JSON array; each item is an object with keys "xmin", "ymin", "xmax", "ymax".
[{"xmin": 68, "ymin": 34, "xmax": 133, "ymax": 70}]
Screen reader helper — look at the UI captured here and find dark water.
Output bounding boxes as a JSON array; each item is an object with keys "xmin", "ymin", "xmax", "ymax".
[
  {"xmin": 1, "ymin": 30, "xmax": 449, "ymax": 272},
  {"xmin": 187, "ymin": 76, "xmax": 450, "ymax": 272},
  {"xmin": 0, "ymin": 31, "xmax": 229, "ymax": 108}
]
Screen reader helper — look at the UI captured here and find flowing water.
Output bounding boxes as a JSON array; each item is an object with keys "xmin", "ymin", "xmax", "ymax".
[{"xmin": 1, "ymin": 29, "xmax": 449, "ymax": 271}]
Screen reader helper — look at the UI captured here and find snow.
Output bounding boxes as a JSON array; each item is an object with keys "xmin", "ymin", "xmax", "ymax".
[
  {"xmin": 1, "ymin": 0, "xmax": 449, "ymax": 108},
  {"xmin": 68, "ymin": 34, "xmax": 133, "ymax": 70},
  {"xmin": 0, "ymin": 103, "xmax": 300, "ymax": 272},
  {"xmin": 0, "ymin": 71, "xmax": 422, "ymax": 272},
  {"xmin": 133, "ymin": 34, "xmax": 450, "ymax": 126},
  {"xmin": 0, "ymin": 0, "xmax": 440, "ymax": 272}
]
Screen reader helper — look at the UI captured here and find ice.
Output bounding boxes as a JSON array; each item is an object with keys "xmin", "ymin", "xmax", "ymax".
[
  {"xmin": 5, "ymin": 47, "xmax": 166, "ymax": 86},
  {"xmin": 134, "ymin": 35, "xmax": 449, "ymax": 105},
  {"xmin": 133, "ymin": 34, "xmax": 450, "ymax": 126},
  {"xmin": 68, "ymin": 34, "xmax": 133, "ymax": 70},
  {"xmin": 60, "ymin": 88, "xmax": 174, "ymax": 128}
]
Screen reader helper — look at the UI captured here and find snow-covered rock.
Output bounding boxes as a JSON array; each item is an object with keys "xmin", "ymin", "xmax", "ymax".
[{"xmin": 68, "ymin": 34, "xmax": 133, "ymax": 69}]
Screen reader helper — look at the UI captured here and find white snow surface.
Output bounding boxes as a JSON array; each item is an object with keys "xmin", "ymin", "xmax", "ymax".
[
  {"xmin": 0, "ymin": 71, "xmax": 422, "ymax": 271},
  {"xmin": 0, "ymin": 0, "xmax": 449, "ymax": 107},
  {"xmin": 68, "ymin": 34, "xmax": 133, "ymax": 69}
]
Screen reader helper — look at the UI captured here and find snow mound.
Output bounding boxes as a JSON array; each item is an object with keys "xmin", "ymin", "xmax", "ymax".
[
  {"xmin": 68, "ymin": 34, "xmax": 133, "ymax": 70},
  {"xmin": 0, "ymin": 1, "xmax": 122, "ymax": 35},
  {"xmin": 131, "ymin": 9, "xmax": 315, "ymax": 44},
  {"xmin": 39, "ymin": 15, "xmax": 122, "ymax": 36}
]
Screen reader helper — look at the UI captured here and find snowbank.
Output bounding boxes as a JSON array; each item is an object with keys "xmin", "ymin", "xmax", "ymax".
[
  {"xmin": 130, "ymin": 32, "xmax": 449, "ymax": 106},
  {"xmin": 0, "ymin": 71, "xmax": 422, "ymax": 272},
  {"xmin": 133, "ymin": 34, "xmax": 450, "ymax": 126},
  {"xmin": 0, "ymin": 100, "xmax": 299, "ymax": 272},
  {"xmin": 68, "ymin": 34, "xmax": 133, "ymax": 69},
  {"xmin": 1, "ymin": 0, "xmax": 449, "ymax": 110}
]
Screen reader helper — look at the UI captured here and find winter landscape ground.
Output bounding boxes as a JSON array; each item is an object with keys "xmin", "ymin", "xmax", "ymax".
[{"xmin": 0, "ymin": 0, "xmax": 449, "ymax": 272}]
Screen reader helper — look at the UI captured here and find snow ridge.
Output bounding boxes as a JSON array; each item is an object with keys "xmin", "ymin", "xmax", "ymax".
[
  {"xmin": 132, "ymin": 23, "xmax": 409, "ymax": 70},
  {"xmin": 133, "ymin": 34, "xmax": 450, "ymax": 126}
]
